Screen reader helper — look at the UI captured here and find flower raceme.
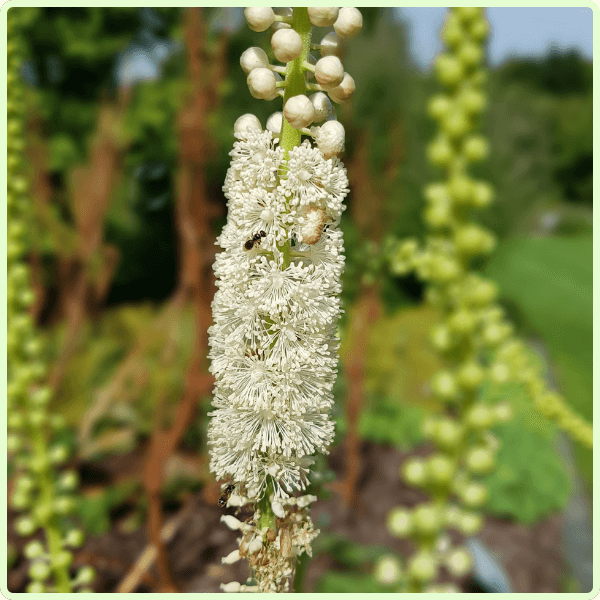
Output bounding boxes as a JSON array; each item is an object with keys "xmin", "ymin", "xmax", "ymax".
[
  {"xmin": 208, "ymin": 127, "xmax": 349, "ymax": 500},
  {"xmin": 207, "ymin": 7, "xmax": 362, "ymax": 593}
]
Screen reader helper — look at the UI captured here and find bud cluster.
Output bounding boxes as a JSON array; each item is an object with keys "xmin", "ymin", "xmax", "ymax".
[
  {"xmin": 381, "ymin": 6, "xmax": 591, "ymax": 592},
  {"xmin": 7, "ymin": 9, "xmax": 94, "ymax": 593},
  {"xmin": 242, "ymin": 6, "xmax": 362, "ymax": 157},
  {"xmin": 208, "ymin": 7, "xmax": 362, "ymax": 593}
]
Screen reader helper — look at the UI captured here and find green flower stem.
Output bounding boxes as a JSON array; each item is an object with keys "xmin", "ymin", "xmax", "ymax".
[
  {"xmin": 280, "ymin": 7, "xmax": 312, "ymax": 158},
  {"xmin": 33, "ymin": 432, "xmax": 72, "ymax": 592},
  {"xmin": 257, "ymin": 483, "xmax": 276, "ymax": 531},
  {"xmin": 278, "ymin": 7, "xmax": 312, "ymax": 271}
]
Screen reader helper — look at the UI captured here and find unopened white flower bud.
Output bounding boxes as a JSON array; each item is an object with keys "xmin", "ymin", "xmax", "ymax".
[
  {"xmin": 240, "ymin": 47, "xmax": 270, "ymax": 74},
  {"xmin": 221, "ymin": 581, "xmax": 242, "ymax": 593},
  {"xmin": 312, "ymin": 120, "xmax": 345, "ymax": 158},
  {"xmin": 244, "ymin": 7, "xmax": 275, "ymax": 32},
  {"xmin": 234, "ymin": 114, "xmax": 262, "ymax": 136},
  {"xmin": 334, "ymin": 7, "xmax": 363, "ymax": 39},
  {"xmin": 271, "ymin": 29, "xmax": 303, "ymax": 62},
  {"xmin": 271, "ymin": 499, "xmax": 286, "ymax": 519},
  {"xmin": 327, "ymin": 72, "xmax": 355, "ymax": 103},
  {"xmin": 248, "ymin": 536, "xmax": 263, "ymax": 554},
  {"xmin": 310, "ymin": 92, "xmax": 333, "ymax": 122},
  {"xmin": 220, "ymin": 515, "xmax": 243, "ymax": 530},
  {"xmin": 247, "ymin": 68, "xmax": 279, "ymax": 100},
  {"xmin": 266, "ymin": 111, "xmax": 283, "ymax": 137},
  {"xmin": 221, "ymin": 549, "xmax": 241, "ymax": 564},
  {"xmin": 315, "ymin": 55, "xmax": 345, "ymax": 90},
  {"xmin": 296, "ymin": 494, "xmax": 318, "ymax": 508},
  {"xmin": 308, "ymin": 7, "xmax": 339, "ymax": 27},
  {"xmin": 284, "ymin": 95, "xmax": 315, "ymax": 129},
  {"xmin": 374, "ymin": 555, "xmax": 402, "ymax": 585},
  {"xmin": 320, "ymin": 32, "xmax": 342, "ymax": 57}
]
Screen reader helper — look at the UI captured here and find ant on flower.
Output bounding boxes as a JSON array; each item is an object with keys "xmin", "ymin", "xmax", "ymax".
[{"xmin": 243, "ymin": 230, "xmax": 266, "ymax": 251}]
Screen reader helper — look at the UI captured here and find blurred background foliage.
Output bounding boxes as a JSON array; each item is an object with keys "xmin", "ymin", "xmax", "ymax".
[{"xmin": 10, "ymin": 6, "xmax": 592, "ymax": 593}]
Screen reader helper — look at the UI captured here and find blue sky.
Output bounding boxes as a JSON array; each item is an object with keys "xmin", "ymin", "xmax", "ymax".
[{"xmin": 396, "ymin": 7, "xmax": 593, "ymax": 70}]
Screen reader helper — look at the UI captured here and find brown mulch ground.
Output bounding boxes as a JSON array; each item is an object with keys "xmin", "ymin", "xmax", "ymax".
[{"xmin": 7, "ymin": 439, "xmax": 566, "ymax": 593}]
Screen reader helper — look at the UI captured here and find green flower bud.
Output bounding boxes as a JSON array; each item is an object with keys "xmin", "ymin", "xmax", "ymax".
[
  {"xmin": 430, "ymin": 370, "xmax": 459, "ymax": 401},
  {"xmin": 433, "ymin": 418, "xmax": 463, "ymax": 450},
  {"xmin": 49, "ymin": 444, "xmax": 70, "ymax": 465},
  {"xmin": 33, "ymin": 501, "xmax": 54, "ymax": 525},
  {"xmin": 454, "ymin": 7, "xmax": 482, "ymax": 23},
  {"xmin": 7, "ymin": 434, "xmax": 21, "ymax": 453},
  {"xmin": 16, "ymin": 474, "xmax": 35, "ymax": 492},
  {"xmin": 374, "ymin": 555, "xmax": 402, "ymax": 585},
  {"xmin": 10, "ymin": 490, "xmax": 30, "ymax": 510},
  {"xmin": 445, "ymin": 547, "xmax": 473, "ymax": 578},
  {"xmin": 76, "ymin": 566, "xmax": 96, "ymax": 585},
  {"xmin": 441, "ymin": 111, "xmax": 470, "ymax": 140},
  {"xmin": 29, "ymin": 560, "xmax": 51, "ymax": 581},
  {"xmin": 444, "ymin": 504, "xmax": 461, "ymax": 527},
  {"xmin": 454, "ymin": 224, "xmax": 495, "ymax": 256},
  {"xmin": 424, "ymin": 203, "xmax": 452, "ymax": 230},
  {"xmin": 387, "ymin": 507, "xmax": 413, "ymax": 537},
  {"xmin": 489, "ymin": 361, "xmax": 511, "ymax": 384},
  {"xmin": 430, "ymin": 324, "xmax": 453, "ymax": 352},
  {"xmin": 457, "ymin": 88, "xmax": 486, "ymax": 115},
  {"xmin": 461, "ymin": 481, "xmax": 488, "ymax": 507},
  {"xmin": 465, "ymin": 446, "xmax": 495, "ymax": 473},
  {"xmin": 458, "ymin": 42, "xmax": 482, "ymax": 68},
  {"xmin": 15, "ymin": 516, "xmax": 37, "ymax": 537},
  {"xmin": 442, "ymin": 15, "xmax": 464, "ymax": 49},
  {"xmin": 427, "ymin": 135, "xmax": 454, "ymax": 167},
  {"xmin": 469, "ymin": 278, "xmax": 497, "ymax": 306},
  {"xmin": 58, "ymin": 470, "xmax": 79, "ymax": 491},
  {"xmin": 407, "ymin": 550, "xmax": 437, "ymax": 582},
  {"xmin": 427, "ymin": 95, "xmax": 452, "ymax": 121},
  {"xmin": 459, "ymin": 511, "xmax": 483, "ymax": 536},
  {"xmin": 447, "ymin": 309, "xmax": 475, "ymax": 336},
  {"xmin": 412, "ymin": 503, "xmax": 443, "ymax": 536},
  {"xmin": 54, "ymin": 496, "xmax": 76, "ymax": 515},
  {"xmin": 8, "ymin": 411, "xmax": 25, "ymax": 430},
  {"xmin": 463, "ymin": 136, "xmax": 489, "ymax": 163},
  {"xmin": 456, "ymin": 360, "xmax": 484, "ymax": 390},
  {"xmin": 427, "ymin": 453, "xmax": 455, "ymax": 486},
  {"xmin": 27, "ymin": 582, "xmax": 46, "ymax": 593},
  {"xmin": 447, "ymin": 175, "xmax": 473, "ymax": 205},
  {"xmin": 31, "ymin": 387, "xmax": 53, "ymax": 407},
  {"xmin": 435, "ymin": 55, "xmax": 464, "ymax": 88},
  {"xmin": 65, "ymin": 529, "xmax": 85, "ymax": 548},
  {"xmin": 469, "ymin": 18, "xmax": 489, "ymax": 42},
  {"xmin": 402, "ymin": 457, "xmax": 428, "ymax": 487},
  {"xmin": 24, "ymin": 541, "xmax": 45, "ymax": 560},
  {"xmin": 53, "ymin": 550, "xmax": 73, "ymax": 570},
  {"xmin": 29, "ymin": 410, "xmax": 46, "ymax": 428},
  {"xmin": 465, "ymin": 402, "xmax": 494, "ymax": 429},
  {"xmin": 493, "ymin": 401, "xmax": 513, "ymax": 422}
]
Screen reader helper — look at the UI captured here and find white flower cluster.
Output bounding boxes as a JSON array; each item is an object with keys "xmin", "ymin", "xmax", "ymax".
[
  {"xmin": 209, "ymin": 8, "xmax": 361, "ymax": 592},
  {"xmin": 208, "ymin": 123, "xmax": 349, "ymax": 499}
]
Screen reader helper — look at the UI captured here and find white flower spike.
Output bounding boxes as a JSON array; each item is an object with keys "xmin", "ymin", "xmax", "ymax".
[{"xmin": 211, "ymin": 7, "xmax": 362, "ymax": 593}]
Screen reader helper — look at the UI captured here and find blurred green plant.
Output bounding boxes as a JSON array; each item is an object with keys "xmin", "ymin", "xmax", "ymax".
[
  {"xmin": 379, "ymin": 7, "xmax": 591, "ymax": 593},
  {"xmin": 7, "ymin": 8, "xmax": 94, "ymax": 592}
]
